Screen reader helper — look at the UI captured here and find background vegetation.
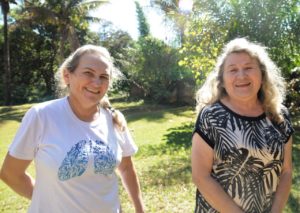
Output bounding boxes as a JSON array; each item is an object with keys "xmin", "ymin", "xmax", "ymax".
[{"xmin": 0, "ymin": 0, "xmax": 299, "ymax": 106}]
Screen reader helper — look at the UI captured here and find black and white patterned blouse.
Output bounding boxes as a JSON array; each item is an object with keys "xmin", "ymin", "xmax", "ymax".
[{"xmin": 193, "ymin": 101, "xmax": 294, "ymax": 213}]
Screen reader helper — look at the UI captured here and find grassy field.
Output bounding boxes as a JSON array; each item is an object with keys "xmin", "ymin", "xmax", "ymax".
[{"xmin": 0, "ymin": 100, "xmax": 299, "ymax": 212}]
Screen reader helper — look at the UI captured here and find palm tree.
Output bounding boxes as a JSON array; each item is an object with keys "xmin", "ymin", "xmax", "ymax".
[
  {"xmin": 1, "ymin": 0, "xmax": 17, "ymax": 105},
  {"xmin": 21, "ymin": 0, "xmax": 108, "ymax": 62},
  {"xmin": 150, "ymin": 0, "xmax": 192, "ymax": 46}
]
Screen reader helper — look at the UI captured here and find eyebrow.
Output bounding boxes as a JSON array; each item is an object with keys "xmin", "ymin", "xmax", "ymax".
[
  {"xmin": 83, "ymin": 67, "xmax": 96, "ymax": 72},
  {"xmin": 83, "ymin": 67, "xmax": 110, "ymax": 76},
  {"xmin": 226, "ymin": 62, "xmax": 255, "ymax": 67}
]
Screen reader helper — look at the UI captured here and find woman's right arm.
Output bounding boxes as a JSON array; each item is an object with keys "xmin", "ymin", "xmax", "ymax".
[
  {"xmin": 0, "ymin": 153, "xmax": 34, "ymax": 199},
  {"xmin": 191, "ymin": 133, "xmax": 244, "ymax": 213}
]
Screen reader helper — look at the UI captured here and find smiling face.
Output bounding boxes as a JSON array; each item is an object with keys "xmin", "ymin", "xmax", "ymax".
[
  {"xmin": 222, "ymin": 52, "xmax": 262, "ymax": 103},
  {"xmin": 63, "ymin": 53, "xmax": 111, "ymax": 110}
]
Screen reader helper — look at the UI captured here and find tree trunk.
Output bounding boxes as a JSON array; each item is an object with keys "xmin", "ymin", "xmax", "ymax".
[{"xmin": 3, "ymin": 9, "xmax": 11, "ymax": 105}]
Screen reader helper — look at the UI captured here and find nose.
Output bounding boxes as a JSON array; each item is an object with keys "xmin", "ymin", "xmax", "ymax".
[
  {"xmin": 237, "ymin": 69, "xmax": 247, "ymax": 78},
  {"xmin": 92, "ymin": 78, "xmax": 103, "ymax": 86}
]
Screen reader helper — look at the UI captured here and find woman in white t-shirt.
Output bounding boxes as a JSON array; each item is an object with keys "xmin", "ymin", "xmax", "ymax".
[{"xmin": 0, "ymin": 45, "xmax": 145, "ymax": 213}]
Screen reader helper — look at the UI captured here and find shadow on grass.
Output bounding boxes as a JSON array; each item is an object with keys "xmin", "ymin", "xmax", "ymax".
[
  {"xmin": 136, "ymin": 122, "xmax": 194, "ymax": 186},
  {"xmin": 142, "ymin": 155, "xmax": 192, "ymax": 187},
  {"xmin": 136, "ymin": 122, "xmax": 194, "ymax": 157},
  {"xmin": 163, "ymin": 122, "xmax": 194, "ymax": 149},
  {"xmin": 0, "ymin": 105, "xmax": 31, "ymax": 126}
]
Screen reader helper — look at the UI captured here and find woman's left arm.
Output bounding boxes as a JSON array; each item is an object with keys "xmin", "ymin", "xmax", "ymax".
[
  {"xmin": 271, "ymin": 137, "xmax": 293, "ymax": 213},
  {"xmin": 118, "ymin": 156, "xmax": 145, "ymax": 213}
]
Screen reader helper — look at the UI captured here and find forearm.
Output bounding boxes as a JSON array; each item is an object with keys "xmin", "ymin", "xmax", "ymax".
[
  {"xmin": 1, "ymin": 171, "xmax": 34, "ymax": 199},
  {"xmin": 193, "ymin": 175, "xmax": 244, "ymax": 213},
  {"xmin": 120, "ymin": 168, "xmax": 144, "ymax": 213},
  {"xmin": 0, "ymin": 154, "xmax": 34, "ymax": 199},
  {"xmin": 271, "ymin": 171, "xmax": 292, "ymax": 213}
]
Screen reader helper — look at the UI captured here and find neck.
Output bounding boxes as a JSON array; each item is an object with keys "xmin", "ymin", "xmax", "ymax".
[
  {"xmin": 67, "ymin": 96, "xmax": 99, "ymax": 122},
  {"xmin": 221, "ymin": 96, "xmax": 263, "ymax": 116}
]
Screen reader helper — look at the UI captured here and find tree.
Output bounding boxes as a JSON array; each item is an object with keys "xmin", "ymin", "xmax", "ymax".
[
  {"xmin": 20, "ymin": 0, "xmax": 108, "ymax": 62},
  {"xmin": 179, "ymin": 0, "xmax": 300, "ymax": 83},
  {"xmin": 135, "ymin": 1, "xmax": 150, "ymax": 38},
  {"xmin": 222, "ymin": 0, "xmax": 300, "ymax": 75},
  {"xmin": 134, "ymin": 36, "xmax": 193, "ymax": 102},
  {"xmin": 150, "ymin": 0, "xmax": 192, "ymax": 46},
  {"xmin": 0, "ymin": 17, "xmax": 103, "ymax": 104},
  {"xmin": 1, "ymin": 0, "xmax": 17, "ymax": 105},
  {"xmin": 98, "ymin": 21, "xmax": 138, "ymax": 94},
  {"xmin": 179, "ymin": 16, "xmax": 227, "ymax": 84}
]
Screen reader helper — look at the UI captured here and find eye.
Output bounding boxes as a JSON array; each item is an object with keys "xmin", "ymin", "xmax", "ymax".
[
  {"xmin": 245, "ymin": 67, "xmax": 253, "ymax": 70},
  {"xmin": 100, "ymin": 75, "xmax": 109, "ymax": 80},
  {"xmin": 83, "ymin": 71, "xmax": 93, "ymax": 77},
  {"xmin": 229, "ymin": 69, "xmax": 237, "ymax": 73}
]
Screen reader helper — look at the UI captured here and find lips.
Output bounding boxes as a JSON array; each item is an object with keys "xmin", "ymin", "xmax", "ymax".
[
  {"xmin": 85, "ymin": 88, "xmax": 100, "ymax": 94},
  {"xmin": 235, "ymin": 82, "xmax": 251, "ymax": 87}
]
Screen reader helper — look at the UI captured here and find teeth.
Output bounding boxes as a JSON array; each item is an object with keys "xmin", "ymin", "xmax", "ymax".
[
  {"xmin": 236, "ymin": 83, "xmax": 250, "ymax": 87},
  {"xmin": 86, "ymin": 88, "xmax": 99, "ymax": 94}
]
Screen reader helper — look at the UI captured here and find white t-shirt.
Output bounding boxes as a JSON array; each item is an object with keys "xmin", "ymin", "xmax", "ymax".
[{"xmin": 9, "ymin": 97, "xmax": 138, "ymax": 213}]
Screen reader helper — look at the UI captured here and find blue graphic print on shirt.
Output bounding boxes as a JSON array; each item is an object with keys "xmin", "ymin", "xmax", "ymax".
[{"xmin": 58, "ymin": 140, "xmax": 117, "ymax": 181}]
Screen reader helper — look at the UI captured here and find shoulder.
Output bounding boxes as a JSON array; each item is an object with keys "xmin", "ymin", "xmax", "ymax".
[
  {"xmin": 31, "ymin": 98, "xmax": 66, "ymax": 113},
  {"xmin": 100, "ymin": 107, "xmax": 113, "ymax": 119},
  {"xmin": 277, "ymin": 105, "xmax": 294, "ymax": 138},
  {"xmin": 23, "ymin": 98, "xmax": 66, "ymax": 122},
  {"xmin": 198, "ymin": 102, "xmax": 224, "ymax": 118},
  {"xmin": 280, "ymin": 105, "xmax": 291, "ymax": 118},
  {"xmin": 278, "ymin": 105, "xmax": 293, "ymax": 126}
]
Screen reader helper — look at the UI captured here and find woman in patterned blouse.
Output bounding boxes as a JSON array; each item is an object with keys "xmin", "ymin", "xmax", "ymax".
[{"xmin": 191, "ymin": 38, "xmax": 294, "ymax": 213}]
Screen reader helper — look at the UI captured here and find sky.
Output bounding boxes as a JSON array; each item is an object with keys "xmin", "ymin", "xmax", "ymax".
[
  {"xmin": 90, "ymin": 0, "xmax": 166, "ymax": 40},
  {"xmin": 90, "ymin": 0, "xmax": 192, "ymax": 41}
]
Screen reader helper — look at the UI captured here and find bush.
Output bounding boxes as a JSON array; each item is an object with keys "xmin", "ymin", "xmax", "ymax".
[{"xmin": 286, "ymin": 67, "xmax": 300, "ymax": 115}]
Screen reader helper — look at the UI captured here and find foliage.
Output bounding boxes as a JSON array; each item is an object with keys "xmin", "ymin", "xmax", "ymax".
[
  {"xmin": 178, "ymin": 0, "xmax": 300, "ymax": 83},
  {"xmin": 98, "ymin": 21, "xmax": 140, "ymax": 94},
  {"xmin": 98, "ymin": 20, "xmax": 193, "ymax": 103},
  {"xmin": 179, "ymin": 16, "xmax": 226, "ymax": 84},
  {"xmin": 135, "ymin": 1, "xmax": 150, "ymax": 38},
  {"xmin": 19, "ymin": 0, "xmax": 108, "ymax": 61},
  {"xmin": 150, "ymin": 0, "xmax": 192, "ymax": 45},
  {"xmin": 1, "ymin": 0, "xmax": 17, "ymax": 105},
  {"xmin": 135, "ymin": 36, "xmax": 193, "ymax": 102},
  {"xmin": 0, "ymin": 1, "xmax": 107, "ymax": 104},
  {"xmin": 0, "ymin": 25, "xmax": 56, "ymax": 104},
  {"xmin": 286, "ymin": 67, "xmax": 300, "ymax": 115},
  {"xmin": 222, "ymin": 0, "xmax": 300, "ymax": 76}
]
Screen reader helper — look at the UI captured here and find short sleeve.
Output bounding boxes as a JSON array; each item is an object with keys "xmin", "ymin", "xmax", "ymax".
[
  {"xmin": 192, "ymin": 107, "xmax": 215, "ymax": 149},
  {"xmin": 279, "ymin": 107, "xmax": 294, "ymax": 143},
  {"xmin": 116, "ymin": 127, "xmax": 138, "ymax": 157},
  {"xmin": 9, "ymin": 106, "xmax": 42, "ymax": 160}
]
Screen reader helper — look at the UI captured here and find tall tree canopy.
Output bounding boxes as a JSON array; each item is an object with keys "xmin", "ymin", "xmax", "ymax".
[
  {"xmin": 151, "ymin": 0, "xmax": 192, "ymax": 45},
  {"xmin": 179, "ymin": 0, "xmax": 300, "ymax": 83},
  {"xmin": 20, "ymin": 0, "xmax": 108, "ymax": 61},
  {"xmin": 135, "ymin": 1, "xmax": 150, "ymax": 38}
]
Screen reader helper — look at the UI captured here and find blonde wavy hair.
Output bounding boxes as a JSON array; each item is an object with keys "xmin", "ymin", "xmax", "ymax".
[
  {"xmin": 56, "ymin": 44, "xmax": 126, "ymax": 131},
  {"xmin": 195, "ymin": 38, "xmax": 286, "ymax": 123}
]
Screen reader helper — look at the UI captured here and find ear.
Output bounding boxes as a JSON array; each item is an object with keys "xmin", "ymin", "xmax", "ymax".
[{"xmin": 63, "ymin": 69, "xmax": 71, "ymax": 85}]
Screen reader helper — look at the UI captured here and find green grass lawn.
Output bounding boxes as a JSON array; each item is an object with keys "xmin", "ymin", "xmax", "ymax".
[{"xmin": 0, "ymin": 100, "xmax": 299, "ymax": 213}]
